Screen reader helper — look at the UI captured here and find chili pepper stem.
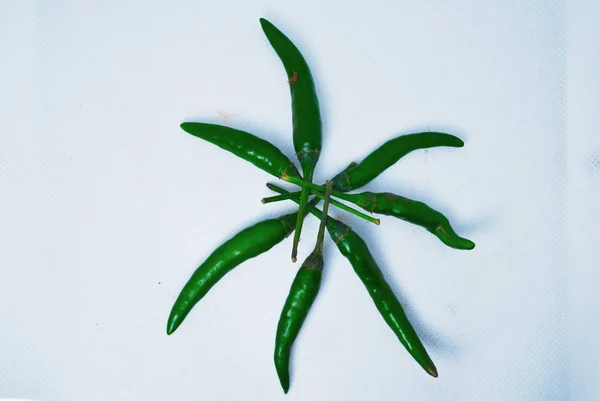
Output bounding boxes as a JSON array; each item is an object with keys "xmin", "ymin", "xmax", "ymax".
[
  {"xmin": 278, "ymin": 177, "xmax": 380, "ymax": 225},
  {"xmin": 291, "ymin": 187, "xmax": 310, "ymax": 262},
  {"xmin": 267, "ymin": 163, "xmax": 357, "ymax": 205},
  {"xmin": 261, "ymin": 192, "xmax": 298, "ymax": 204},
  {"xmin": 267, "ymin": 189, "xmax": 302, "ymax": 202},
  {"xmin": 283, "ymin": 175, "xmax": 347, "ymax": 199},
  {"xmin": 264, "ymin": 186, "xmax": 379, "ymax": 225},
  {"xmin": 263, "ymin": 187, "xmax": 357, "ymax": 209},
  {"xmin": 311, "ymin": 192, "xmax": 380, "ymax": 225},
  {"xmin": 268, "ymin": 183, "xmax": 325, "ymax": 221},
  {"xmin": 315, "ymin": 181, "xmax": 333, "ymax": 251}
]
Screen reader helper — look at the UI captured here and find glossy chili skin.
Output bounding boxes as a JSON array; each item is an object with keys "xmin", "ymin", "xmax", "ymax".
[
  {"xmin": 345, "ymin": 191, "xmax": 475, "ymax": 250},
  {"xmin": 260, "ymin": 18, "xmax": 322, "ymax": 181},
  {"xmin": 274, "ymin": 250, "xmax": 323, "ymax": 393},
  {"xmin": 181, "ymin": 122, "xmax": 301, "ymax": 180},
  {"xmin": 332, "ymin": 132, "xmax": 464, "ymax": 191},
  {"xmin": 166, "ymin": 200, "xmax": 322, "ymax": 335},
  {"xmin": 325, "ymin": 219, "xmax": 438, "ymax": 377}
]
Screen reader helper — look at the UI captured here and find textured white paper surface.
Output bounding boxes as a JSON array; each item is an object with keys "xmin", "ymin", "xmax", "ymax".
[{"xmin": 0, "ymin": 1, "xmax": 596, "ymax": 400}]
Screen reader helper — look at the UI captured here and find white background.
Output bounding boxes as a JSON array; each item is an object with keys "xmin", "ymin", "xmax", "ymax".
[{"xmin": 0, "ymin": 1, "xmax": 597, "ymax": 400}]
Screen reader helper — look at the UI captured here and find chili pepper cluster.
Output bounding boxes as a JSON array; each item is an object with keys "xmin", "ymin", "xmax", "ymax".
[{"xmin": 168, "ymin": 18, "xmax": 475, "ymax": 393}]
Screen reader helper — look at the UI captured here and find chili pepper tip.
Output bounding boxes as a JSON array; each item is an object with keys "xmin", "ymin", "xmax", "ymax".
[
  {"xmin": 427, "ymin": 366, "xmax": 439, "ymax": 378},
  {"xmin": 166, "ymin": 318, "xmax": 179, "ymax": 335}
]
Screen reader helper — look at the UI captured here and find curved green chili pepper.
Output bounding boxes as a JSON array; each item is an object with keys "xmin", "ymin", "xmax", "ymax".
[
  {"xmin": 274, "ymin": 253, "xmax": 321, "ymax": 393},
  {"xmin": 180, "ymin": 122, "xmax": 301, "ymax": 180},
  {"xmin": 326, "ymin": 219, "xmax": 438, "ymax": 377},
  {"xmin": 268, "ymin": 183, "xmax": 438, "ymax": 377},
  {"xmin": 274, "ymin": 182, "xmax": 333, "ymax": 393},
  {"xmin": 167, "ymin": 199, "xmax": 319, "ymax": 335},
  {"xmin": 260, "ymin": 18, "xmax": 322, "ymax": 180},
  {"xmin": 332, "ymin": 132, "xmax": 464, "ymax": 191},
  {"xmin": 338, "ymin": 191, "xmax": 475, "ymax": 250},
  {"xmin": 260, "ymin": 18, "xmax": 323, "ymax": 262}
]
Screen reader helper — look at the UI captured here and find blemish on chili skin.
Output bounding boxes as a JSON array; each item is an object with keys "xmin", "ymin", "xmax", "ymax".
[{"xmin": 288, "ymin": 71, "xmax": 298, "ymax": 84}]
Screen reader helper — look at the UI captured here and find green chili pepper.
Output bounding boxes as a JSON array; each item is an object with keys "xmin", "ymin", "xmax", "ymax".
[
  {"xmin": 336, "ymin": 191, "xmax": 475, "ymax": 250},
  {"xmin": 274, "ymin": 182, "xmax": 333, "ymax": 393},
  {"xmin": 260, "ymin": 18, "xmax": 323, "ymax": 263},
  {"xmin": 326, "ymin": 218, "xmax": 438, "ymax": 377},
  {"xmin": 274, "ymin": 252, "xmax": 321, "ymax": 393},
  {"xmin": 332, "ymin": 132, "xmax": 464, "ymax": 191},
  {"xmin": 268, "ymin": 183, "xmax": 438, "ymax": 378},
  {"xmin": 167, "ymin": 200, "xmax": 319, "ymax": 335},
  {"xmin": 260, "ymin": 18, "xmax": 322, "ymax": 180},
  {"xmin": 180, "ymin": 122, "xmax": 301, "ymax": 180}
]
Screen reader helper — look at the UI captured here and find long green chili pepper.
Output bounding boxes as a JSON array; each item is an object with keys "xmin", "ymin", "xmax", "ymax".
[
  {"xmin": 167, "ymin": 198, "xmax": 319, "ymax": 335},
  {"xmin": 274, "ymin": 182, "xmax": 333, "ymax": 393},
  {"xmin": 268, "ymin": 183, "xmax": 438, "ymax": 377},
  {"xmin": 326, "ymin": 218, "xmax": 438, "ymax": 377},
  {"xmin": 331, "ymin": 132, "xmax": 464, "ymax": 191},
  {"xmin": 180, "ymin": 122, "xmax": 301, "ymax": 180},
  {"xmin": 334, "ymin": 191, "xmax": 475, "ymax": 250},
  {"xmin": 260, "ymin": 18, "xmax": 323, "ymax": 263},
  {"xmin": 260, "ymin": 18, "xmax": 322, "ymax": 180}
]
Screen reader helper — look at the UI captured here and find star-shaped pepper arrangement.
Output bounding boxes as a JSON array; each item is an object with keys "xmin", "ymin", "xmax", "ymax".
[{"xmin": 167, "ymin": 18, "xmax": 475, "ymax": 393}]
